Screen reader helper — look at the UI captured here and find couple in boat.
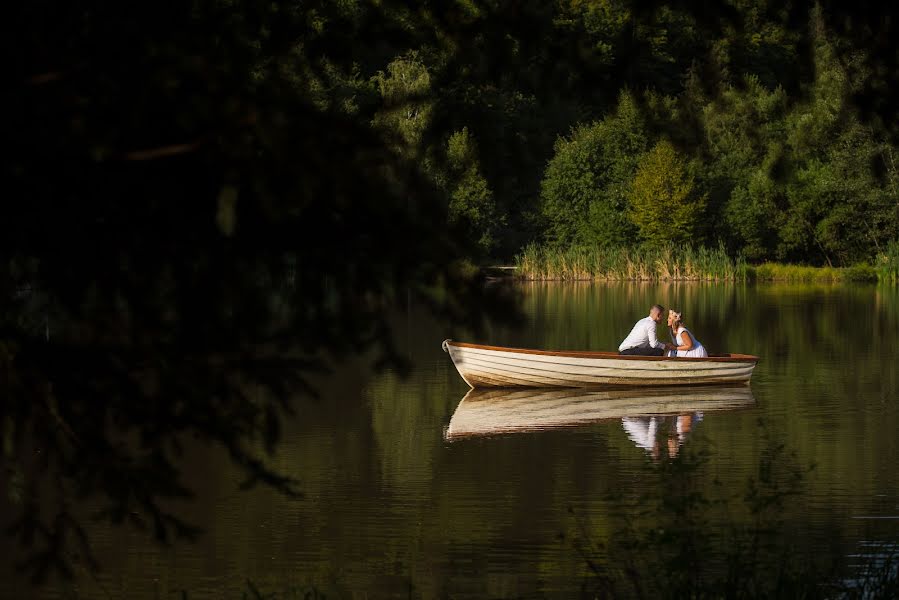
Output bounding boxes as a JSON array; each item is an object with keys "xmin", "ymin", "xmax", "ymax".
[{"xmin": 618, "ymin": 304, "xmax": 707, "ymax": 358}]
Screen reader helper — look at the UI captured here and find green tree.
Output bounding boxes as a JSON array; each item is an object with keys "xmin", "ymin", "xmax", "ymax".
[
  {"xmin": 779, "ymin": 126, "xmax": 899, "ymax": 266},
  {"xmin": 725, "ymin": 170, "xmax": 784, "ymax": 261},
  {"xmin": 372, "ymin": 57, "xmax": 508, "ymax": 254},
  {"xmin": 701, "ymin": 76, "xmax": 789, "ymax": 241},
  {"xmin": 372, "ymin": 54, "xmax": 434, "ymax": 156},
  {"xmin": 445, "ymin": 128, "xmax": 502, "ymax": 253},
  {"xmin": 628, "ymin": 140, "xmax": 706, "ymax": 246},
  {"xmin": 540, "ymin": 92, "xmax": 647, "ymax": 247},
  {"xmin": 775, "ymin": 6, "xmax": 899, "ymax": 265}
]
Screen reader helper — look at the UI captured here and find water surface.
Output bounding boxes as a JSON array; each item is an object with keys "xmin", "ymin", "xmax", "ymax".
[{"xmin": 3, "ymin": 282, "xmax": 898, "ymax": 597}]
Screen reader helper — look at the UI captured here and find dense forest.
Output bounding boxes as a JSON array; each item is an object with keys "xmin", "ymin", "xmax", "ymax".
[
  {"xmin": 362, "ymin": 1, "xmax": 899, "ymax": 267},
  {"xmin": 7, "ymin": 1, "xmax": 899, "ymax": 270}
]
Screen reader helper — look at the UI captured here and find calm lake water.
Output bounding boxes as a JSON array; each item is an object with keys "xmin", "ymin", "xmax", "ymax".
[{"xmin": 3, "ymin": 282, "xmax": 899, "ymax": 598}]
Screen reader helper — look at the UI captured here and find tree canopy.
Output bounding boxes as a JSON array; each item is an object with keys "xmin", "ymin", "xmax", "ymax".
[{"xmin": 629, "ymin": 140, "xmax": 706, "ymax": 247}]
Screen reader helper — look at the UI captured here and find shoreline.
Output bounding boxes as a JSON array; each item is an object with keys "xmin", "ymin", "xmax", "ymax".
[
  {"xmin": 506, "ymin": 244, "xmax": 899, "ymax": 283},
  {"xmin": 483, "ymin": 262, "xmax": 895, "ymax": 283}
]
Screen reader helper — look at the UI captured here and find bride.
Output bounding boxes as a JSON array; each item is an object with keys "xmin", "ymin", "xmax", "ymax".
[{"xmin": 666, "ymin": 309, "xmax": 708, "ymax": 358}]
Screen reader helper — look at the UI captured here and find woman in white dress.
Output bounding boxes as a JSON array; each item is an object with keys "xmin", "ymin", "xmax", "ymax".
[{"xmin": 666, "ymin": 309, "xmax": 708, "ymax": 358}]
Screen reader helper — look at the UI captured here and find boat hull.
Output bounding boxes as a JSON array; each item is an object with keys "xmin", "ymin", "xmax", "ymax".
[{"xmin": 442, "ymin": 340, "xmax": 758, "ymax": 388}]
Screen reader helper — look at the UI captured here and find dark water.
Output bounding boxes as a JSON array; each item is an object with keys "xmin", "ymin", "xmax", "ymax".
[{"xmin": 3, "ymin": 282, "xmax": 899, "ymax": 598}]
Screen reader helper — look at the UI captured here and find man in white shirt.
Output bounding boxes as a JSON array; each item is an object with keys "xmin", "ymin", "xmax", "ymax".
[{"xmin": 618, "ymin": 304, "xmax": 670, "ymax": 356}]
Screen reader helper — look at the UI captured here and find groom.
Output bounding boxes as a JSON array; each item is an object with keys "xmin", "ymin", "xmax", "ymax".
[{"xmin": 618, "ymin": 304, "xmax": 671, "ymax": 356}]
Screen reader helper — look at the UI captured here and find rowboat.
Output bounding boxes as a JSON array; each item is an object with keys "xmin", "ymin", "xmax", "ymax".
[
  {"xmin": 444, "ymin": 385, "xmax": 755, "ymax": 440},
  {"xmin": 442, "ymin": 340, "xmax": 758, "ymax": 388}
]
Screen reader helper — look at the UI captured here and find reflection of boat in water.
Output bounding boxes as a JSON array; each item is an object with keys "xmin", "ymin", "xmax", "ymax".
[
  {"xmin": 444, "ymin": 385, "xmax": 755, "ymax": 441},
  {"xmin": 442, "ymin": 340, "xmax": 758, "ymax": 388}
]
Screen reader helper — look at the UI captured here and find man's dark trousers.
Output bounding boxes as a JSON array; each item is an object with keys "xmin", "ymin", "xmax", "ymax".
[{"xmin": 619, "ymin": 346, "xmax": 664, "ymax": 356}]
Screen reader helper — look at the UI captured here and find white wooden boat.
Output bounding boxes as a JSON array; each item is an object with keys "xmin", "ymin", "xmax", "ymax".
[
  {"xmin": 445, "ymin": 385, "xmax": 755, "ymax": 440},
  {"xmin": 442, "ymin": 340, "xmax": 758, "ymax": 388}
]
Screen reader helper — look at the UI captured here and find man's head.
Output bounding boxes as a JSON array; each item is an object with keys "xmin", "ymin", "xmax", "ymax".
[{"xmin": 649, "ymin": 304, "xmax": 665, "ymax": 322}]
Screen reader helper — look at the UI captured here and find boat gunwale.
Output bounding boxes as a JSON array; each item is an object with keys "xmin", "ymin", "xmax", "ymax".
[{"xmin": 445, "ymin": 340, "xmax": 759, "ymax": 363}]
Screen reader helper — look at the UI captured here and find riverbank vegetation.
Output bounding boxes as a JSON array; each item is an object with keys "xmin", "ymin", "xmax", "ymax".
[
  {"xmin": 515, "ymin": 244, "xmax": 899, "ymax": 283},
  {"xmin": 316, "ymin": 1, "xmax": 899, "ymax": 276},
  {"xmin": 877, "ymin": 241, "xmax": 899, "ymax": 283},
  {"xmin": 507, "ymin": 3, "xmax": 899, "ymax": 280},
  {"xmin": 516, "ymin": 243, "xmax": 747, "ymax": 281},
  {"xmin": 316, "ymin": 2, "xmax": 899, "ymax": 272}
]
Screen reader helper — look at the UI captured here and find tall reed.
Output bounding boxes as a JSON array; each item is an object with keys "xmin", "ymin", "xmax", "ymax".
[
  {"xmin": 875, "ymin": 240, "xmax": 899, "ymax": 283},
  {"xmin": 514, "ymin": 243, "xmax": 895, "ymax": 283},
  {"xmin": 515, "ymin": 243, "xmax": 747, "ymax": 281}
]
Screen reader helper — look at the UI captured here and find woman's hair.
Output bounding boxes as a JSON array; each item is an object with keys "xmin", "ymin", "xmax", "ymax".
[{"xmin": 668, "ymin": 309, "xmax": 683, "ymax": 330}]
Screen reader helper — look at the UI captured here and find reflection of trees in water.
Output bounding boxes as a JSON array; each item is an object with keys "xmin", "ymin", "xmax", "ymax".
[
  {"xmin": 515, "ymin": 281, "xmax": 744, "ymax": 354},
  {"xmin": 570, "ymin": 420, "xmax": 851, "ymax": 598},
  {"xmin": 1, "ymin": 215, "xmax": 516, "ymax": 582},
  {"xmin": 568, "ymin": 417, "xmax": 899, "ymax": 598}
]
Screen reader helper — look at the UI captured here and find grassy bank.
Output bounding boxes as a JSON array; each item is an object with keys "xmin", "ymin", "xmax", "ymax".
[
  {"xmin": 876, "ymin": 240, "xmax": 899, "ymax": 283},
  {"xmin": 750, "ymin": 262, "xmax": 879, "ymax": 282},
  {"xmin": 514, "ymin": 243, "xmax": 899, "ymax": 283},
  {"xmin": 515, "ymin": 244, "xmax": 747, "ymax": 281}
]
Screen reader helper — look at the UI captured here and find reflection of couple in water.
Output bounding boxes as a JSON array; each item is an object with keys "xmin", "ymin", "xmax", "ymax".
[
  {"xmin": 618, "ymin": 304, "xmax": 708, "ymax": 358},
  {"xmin": 617, "ymin": 304, "xmax": 707, "ymax": 458},
  {"xmin": 621, "ymin": 413, "xmax": 702, "ymax": 460}
]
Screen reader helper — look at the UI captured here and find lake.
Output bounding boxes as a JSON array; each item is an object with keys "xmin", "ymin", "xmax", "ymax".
[{"xmin": 3, "ymin": 282, "xmax": 898, "ymax": 598}]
